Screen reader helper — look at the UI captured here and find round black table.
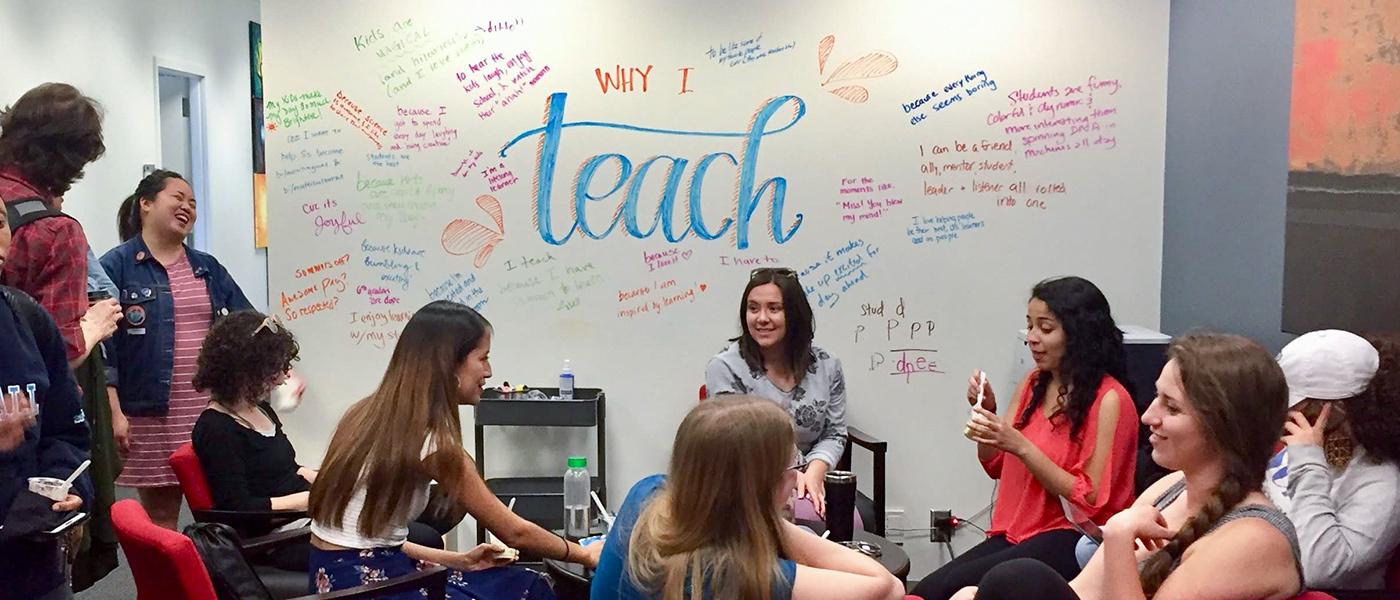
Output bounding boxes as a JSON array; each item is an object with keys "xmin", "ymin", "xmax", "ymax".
[{"xmin": 544, "ymin": 529, "xmax": 910, "ymax": 599}]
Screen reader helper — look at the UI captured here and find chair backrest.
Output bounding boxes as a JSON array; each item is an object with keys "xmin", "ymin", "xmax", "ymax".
[
  {"xmin": 170, "ymin": 442, "xmax": 215, "ymax": 511},
  {"xmin": 111, "ymin": 499, "xmax": 219, "ymax": 600},
  {"xmin": 698, "ymin": 384, "xmax": 708, "ymax": 401}
]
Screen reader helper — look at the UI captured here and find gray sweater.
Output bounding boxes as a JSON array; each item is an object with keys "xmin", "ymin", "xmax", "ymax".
[
  {"xmin": 704, "ymin": 342, "xmax": 848, "ymax": 468},
  {"xmin": 1264, "ymin": 444, "xmax": 1400, "ymax": 589}
]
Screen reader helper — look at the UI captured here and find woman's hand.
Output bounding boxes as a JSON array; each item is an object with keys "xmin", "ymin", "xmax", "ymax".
[
  {"xmin": 1103, "ymin": 505, "xmax": 1176, "ymax": 552},
  {"xmin": 794, "ymin": 459, "xmax": 830, "ymax": 518},
  {"xmin": 297, "ymin": 466, "xmax": 319, "ymax": 484},
  {"xmin": 966, "ymin": 369, "xmax": 996, "ymax": 412},
  {"xmin": 443, "ymin": 543, "xmax": 517, "ymax": 572},
  {"xmin": 580, "ymin": 538, "xmax": 605, "ymax": 568},
  {"xmin": 1282, "ymin": 404, "xmax": 1330, "ymax": 448},
  {"xmin": 963, "ymin": 407, "xmax": 1028, "ymax": 456},
  {"xmin": 951, "ymin": 586, "xmax": 979, "ymax": 600},
  {"xmin": 53, "ymin": 493, "xmax": 83, "ymax": 512}
]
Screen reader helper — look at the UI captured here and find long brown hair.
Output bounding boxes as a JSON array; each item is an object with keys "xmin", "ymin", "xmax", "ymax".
[
  {"xmin": 309, "ymin": 301, "xmax": 490, "ymax": 537},
  {"xmin": 735, "ymin": 268, "xmax": 815, "ymax": 383},
  {"xmin": 627, "ymin": 395, "xmax": 796, "ymax": 600},
  {"xmin": 1138, "ymin": 332, "xmax": 1289, "ymax": 596}
]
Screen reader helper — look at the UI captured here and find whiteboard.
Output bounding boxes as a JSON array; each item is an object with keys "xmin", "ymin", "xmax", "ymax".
[{"xmin": 263, "ymin": 0, "xmax": 1168, "ymax": 571}]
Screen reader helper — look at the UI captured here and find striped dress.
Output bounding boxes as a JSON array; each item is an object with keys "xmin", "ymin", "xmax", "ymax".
[{"xmin": 116, "ymin": 254, "xmax": 212, "ymax": 488}]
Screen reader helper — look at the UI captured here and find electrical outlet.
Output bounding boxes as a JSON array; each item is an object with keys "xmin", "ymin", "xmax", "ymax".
[{"xmin": 931, "ymin": 509, "xmax": 954, "ymax": 543}]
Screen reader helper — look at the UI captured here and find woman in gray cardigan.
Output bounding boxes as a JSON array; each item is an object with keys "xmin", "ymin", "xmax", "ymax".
[
  {"xmin": 704, "ymin": 267, "xmax": 853, "ymax": 527},
  {"xmin": 1269, "ymin": 330, "xmax": 1400, "ymax": 590}
]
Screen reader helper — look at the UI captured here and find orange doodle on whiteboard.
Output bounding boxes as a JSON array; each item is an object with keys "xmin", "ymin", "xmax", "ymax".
[
  {"xmin": 817, "ymin": 35, "xmax": 898, "ymax": 104},
  {"xmin": 441, "ymin": 194, "xmax": 505, "ymax": 267}
]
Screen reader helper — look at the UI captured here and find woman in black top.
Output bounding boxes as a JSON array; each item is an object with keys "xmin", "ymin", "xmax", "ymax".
[{"xmin": 190, "ymin": 310, "xmax": 450, "ymax": 570}]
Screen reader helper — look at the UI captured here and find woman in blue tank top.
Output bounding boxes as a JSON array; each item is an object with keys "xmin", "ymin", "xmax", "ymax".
[{"xmin": 592, "ymin": 395, "xmax": 904, "ymax": 600}]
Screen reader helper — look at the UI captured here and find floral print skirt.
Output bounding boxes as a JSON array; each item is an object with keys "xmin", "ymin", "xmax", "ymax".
[{"xmin": 309, "ymin": 546, "xmax": 555, "ymax": 600}]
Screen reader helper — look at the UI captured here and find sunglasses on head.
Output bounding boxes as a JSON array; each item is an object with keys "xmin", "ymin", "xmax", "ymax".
[
  {"xmin": 251, "ymin": 315, "xmax": 283, "ymax": 337},
  {"xmin": 750, "ymin": 267, "xmax": 797, "ymax": 281}
]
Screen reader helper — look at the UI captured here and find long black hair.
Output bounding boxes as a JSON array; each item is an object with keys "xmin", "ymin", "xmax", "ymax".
[
  {"xmin": 734, "ymin": 268, "xmax": 815, "ymax": 383},
  {"xmin": 116, "ymin": 169, "xmax": 185, "ymax": 241},
  {"xmin": 1018, "ymin": 276, "xmax": 1128, "ymax": 440}
]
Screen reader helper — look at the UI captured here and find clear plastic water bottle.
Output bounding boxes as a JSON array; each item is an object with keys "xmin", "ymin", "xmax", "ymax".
[
  {"xmin": 559, "ymin": 359, "xmax": 575, "ymax": 401},
  {"xmin": 563, "ymin": 456, "xmax": 591, "ymax": 540}
]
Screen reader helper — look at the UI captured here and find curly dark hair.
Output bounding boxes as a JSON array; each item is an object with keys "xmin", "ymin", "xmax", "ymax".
[
  {"xmin": 1018, "ymin": 276, "xmax": 1129, "ymax": 440},
  {"xmin": 1343, "ymin": 333, "xmax": 1400, "ymax": 464},
  {"xmin": 0, "ymin": 83, "xmax": 106, "ymax": 197},
  {"xmin": 193, "ymin": 310, "xmax": 300, "ymax": 408}
]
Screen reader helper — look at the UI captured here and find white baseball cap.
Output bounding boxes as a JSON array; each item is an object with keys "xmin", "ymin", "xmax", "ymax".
[{"xmin": 1277, "ymin": 330, "xmax": 1379, "ymax": 408}]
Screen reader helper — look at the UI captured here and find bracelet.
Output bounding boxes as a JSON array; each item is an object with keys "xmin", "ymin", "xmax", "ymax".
[{"xmin": 559, "ymin": 533, "xmax": 572, "ymax": 562}]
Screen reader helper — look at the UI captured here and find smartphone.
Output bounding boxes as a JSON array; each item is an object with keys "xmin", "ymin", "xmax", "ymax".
[
  {"xmin": 87, "ymin": 289, "xmax": 111, "ymax": 305},
  {"xmin": 1060, "ymin": 497, "xmax": 1103, "ymax": 543}
]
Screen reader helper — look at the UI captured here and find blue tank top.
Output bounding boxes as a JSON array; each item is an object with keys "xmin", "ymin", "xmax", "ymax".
[{"xmin": 590, "ymin": 475, "xmax": 799, "ymax": 599}]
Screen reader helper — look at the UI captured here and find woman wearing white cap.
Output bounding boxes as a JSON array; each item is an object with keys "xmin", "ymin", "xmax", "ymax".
[{"xmin": 1269, "ymin": 330, "xmax": 1400, "ymax": 590}]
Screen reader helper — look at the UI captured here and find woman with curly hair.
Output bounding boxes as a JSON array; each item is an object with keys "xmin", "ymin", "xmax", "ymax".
[
  {"xmin": 704, "ymin": 267, "xmax": 853, "ymax": 526},
  {"xmin": 1266, "ymin": 330, "xmax": 1400, "ymax": 590},
  {"xmin": 953, "ymin": 332, "xmax": 1303, "ymax": 600},
  {"xmin": 911, "ymin": 276, "xmax": 1139, "ymax": 600},
  {"xmin": 191, "ymin": 310, "xmax": 449, "ymax": 571}
]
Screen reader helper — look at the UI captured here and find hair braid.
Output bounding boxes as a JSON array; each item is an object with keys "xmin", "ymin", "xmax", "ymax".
[{"xmin": 1139, "ymin": 473, "xmax": 1247, "ymax": 597}]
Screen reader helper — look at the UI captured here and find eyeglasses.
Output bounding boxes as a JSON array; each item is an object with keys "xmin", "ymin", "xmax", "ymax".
[
  {"xmin": 750, "ymin": 267, "xmax": 797, "ymax": 281},
  {"xmin": 787, "ymin": 458, "xmax": 811, "ymax": 473},
  {"xmin": 251, "ymin": 315, "xmax": 283, "ymax": 337}
]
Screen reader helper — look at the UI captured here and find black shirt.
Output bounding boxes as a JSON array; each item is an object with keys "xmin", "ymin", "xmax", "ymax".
[{"xmin": 190, "ymin": 404, "xmax": 308, "ymax": 514}]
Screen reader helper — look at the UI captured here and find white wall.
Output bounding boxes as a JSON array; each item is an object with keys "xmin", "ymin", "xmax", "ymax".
[{"xmin": 0, "ymin": 0, "xmax": 267, "ymax": 309}]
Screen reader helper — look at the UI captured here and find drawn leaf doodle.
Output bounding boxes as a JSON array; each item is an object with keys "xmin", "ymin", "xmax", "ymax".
[
  {"xmin": 440, "ymin": 194, "xmax": 505, "ymax": 268},
  {"xmin": 824, "ymin": 52, "xmax": 899, "ymax": 85},
  {"xmin": 828, "ymin": 85, "xmax": 870, "ymax": 104},
  {"xmin": 817, "ymin": 35, "xmax": 836, "ymax": 75}
]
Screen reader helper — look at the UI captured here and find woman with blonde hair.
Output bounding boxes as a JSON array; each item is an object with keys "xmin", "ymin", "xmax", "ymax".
[
  {"xmin": 308, "ymin": 301, "xmax": 600, "ymax": 598},
  {"xmin": 955, "ymin": 332, "xmax": 1304, "ymax": 600},
  {"xmin": 591, "ymin": 395, "xmax": 903, "ymax": 600}
]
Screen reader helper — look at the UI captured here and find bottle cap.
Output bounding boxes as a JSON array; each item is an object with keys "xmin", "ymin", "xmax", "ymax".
[
  {"xmin": 567, "ymin": 456, "xmax": 587, "ymax": 468},
  {"xmin": 562, "ymin": 359, "xmax": 572, "ymax": 373}
]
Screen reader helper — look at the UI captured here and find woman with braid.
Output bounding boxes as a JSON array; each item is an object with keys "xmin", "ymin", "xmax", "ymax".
[{"xmin": 954, "ymin": 332, "xmax": 1304, "ymax": 600}]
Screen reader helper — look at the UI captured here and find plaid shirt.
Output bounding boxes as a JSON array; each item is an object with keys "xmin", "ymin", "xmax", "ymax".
[{"xmin": 0, "ymin": 168, "xmax": 89, "ymax": 361}]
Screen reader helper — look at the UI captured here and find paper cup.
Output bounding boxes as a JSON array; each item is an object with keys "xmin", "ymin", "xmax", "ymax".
[{"xmin": 28, "ymin": 476, "xmax": 71, "ymax": 502}]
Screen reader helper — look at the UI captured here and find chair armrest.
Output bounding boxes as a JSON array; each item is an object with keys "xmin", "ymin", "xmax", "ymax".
[
  {"xmin": 242, "ymin": 525, "xmax": 311, "ymax": 555},
  {"xmin": 291, "ymin": 564, "xmax": 449, "ymax": 600},
  {"xmin": 194, "ymin": 508, "xmax": 307, "ymax": 529},
  {"xmin": 847, "ymin": 426, "xmax": 887, "ymax": 453},
  {"xmin": 1317, "ymin": 590, "xmax": 1400, "ymax": 600}
]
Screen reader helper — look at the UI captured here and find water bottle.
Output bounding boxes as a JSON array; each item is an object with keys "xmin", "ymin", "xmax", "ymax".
[
  {"xmin": 559, "ymin": 359, "xmax": 575, "ymax": 400},
  {"xmin": 563, "ymin": 456, "xmax": 591, "ymax": 540}
]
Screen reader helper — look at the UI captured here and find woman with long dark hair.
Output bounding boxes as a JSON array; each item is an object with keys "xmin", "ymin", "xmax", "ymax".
[
  {"xmin": 308, "ymin": 301, "xmax": 599, "ymax": 598},
  {"xmin": 911, "ymin": 276, "xmax": 1139, "ymax": 599},
  {"xmin": 959, "ymin": 332, "xmax": 1303, "ymax": 600},
  {"xmin": 705, "ymin": 267, "xmax": 852, "ymax": 524}
]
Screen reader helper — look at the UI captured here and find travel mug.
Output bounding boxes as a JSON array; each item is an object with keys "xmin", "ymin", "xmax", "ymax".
[{"xmin": 824, "ymin": 470, "xmax": 857, "ymax": 542}]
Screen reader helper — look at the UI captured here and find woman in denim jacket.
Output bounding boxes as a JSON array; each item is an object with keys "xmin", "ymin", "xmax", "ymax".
[{"xmin": 99, "ymin": 170, "xmax": 251, "ymax": 529}]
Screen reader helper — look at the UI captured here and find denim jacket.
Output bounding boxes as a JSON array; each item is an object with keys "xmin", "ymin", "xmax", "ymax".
[{"xmin": 99, "ymin": 237, "xmax": 252, "ymax": 417}]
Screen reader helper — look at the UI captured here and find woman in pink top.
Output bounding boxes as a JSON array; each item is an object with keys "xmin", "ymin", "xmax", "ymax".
[
  {"xmin": 101, "ymin": 170, "xmax": 251, "ymax": 529},
  {"xmin": 911, "ymin": 276, "xmax": 1139, "ymax": 599}
]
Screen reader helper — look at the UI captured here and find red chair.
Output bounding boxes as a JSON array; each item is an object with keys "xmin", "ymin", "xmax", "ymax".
[
  {"xmin": 700, "ymin": 384, "xmax": 890, "ymax": 537},
  {"xmin": 112, "ymin": 499, "xmax": 448, "ymax": 599},
  {"xmin": 170, "ymin": 442, "xmax": 306, "ymax": 531}
]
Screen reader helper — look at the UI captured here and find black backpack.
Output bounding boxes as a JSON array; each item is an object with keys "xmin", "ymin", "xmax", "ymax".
[
  {"xmin": 183, "ymin": 522, "xmax": 275, "ymax": 600},
  {"xmin": 4, "ymin": 196, "xmax": 72, "ymax": 233}
]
